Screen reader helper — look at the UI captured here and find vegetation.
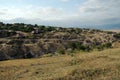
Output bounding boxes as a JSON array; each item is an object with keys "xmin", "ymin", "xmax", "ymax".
[
  {"xmin": 0, "ymin": 48, "xmax": 120, "ymax": 80},
  {"xmin": 0, "ymin": 23, "xmax": 33, "ymax": 32},
  {"xmin": 113, "ymin": 33, "xmax": 120, "ymax": 39},
  {"xmin": 102, "ymin": 42, "xmax": 112, "ymax": 48},
  {"xmin": 0, "ymin": 22, "xmax": 119, "ymax": 61},
  {"xmin": 96, "ymin": 42, "xmax": 112, "ymax": 51},
  {"xmin": 69, "ymin": 42, "xmax": 91, "ymax": 51},
  {"xmin": 56, "ymin": 49, "xmax": 66, "ymax": 55},
  {"xmin": 0, "ymin": 30, "xmax": 16, "ymax": 38},
  {"xmin": 0, "ymin": 22, "xmax": 56, "ymax": 33},
  {"xmin": 0, "ymin": 22, "xmax": 120, "ymax": 80}
]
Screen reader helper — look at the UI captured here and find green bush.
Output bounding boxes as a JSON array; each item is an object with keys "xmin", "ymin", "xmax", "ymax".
[
  {"xmin": 56, "ymin": 49, "xmax": 65, "ymax": 55},
  {"xmin": 96, "ymin": 43, "xmax": 112, "ymax": 51},
  {"xmin": 114, "ymin": 33, "xmax": 120, "ymax": 39},
  {"xmin": 69, "ymin": 42, "xmax": 90, "ymax": 51},
  {"xmin": 0, "ymin": 31, "xmax": 16, "ymax": 38},
  {"xmin": 102, "ymin": 43, "xmax": 112, "ymax": 48}
]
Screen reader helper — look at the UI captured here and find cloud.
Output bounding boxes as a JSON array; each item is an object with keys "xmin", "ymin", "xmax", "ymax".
[
  {"xmin": 0, "ymin": 9, "xmax": 8, "ymax": 15},
  {"xmin": 79, "ymin": 0, "xmax": 120, "ymax": 14},
  {"xmin": 0, "ymin": 0, "xmax": 120, "ymax": 28},
  {"xmin": 77, "ymin": 0, "xmax": 120, "ymax": 24},
  {"xmin": 33, "ymin": 7, "xmax": 65, "ymax": 20},
  {"xmin": 0, "ymin": 6, "xmax": 65, "ymax": 20},
  {"xmin": 79, "ymin": 6, "xmax": 108, "ymax": 13}
]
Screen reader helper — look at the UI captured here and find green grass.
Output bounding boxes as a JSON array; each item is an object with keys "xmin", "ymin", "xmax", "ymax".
[{"xmin": 0, "ymin": 48, "xmax": 120, "ymax": 80}]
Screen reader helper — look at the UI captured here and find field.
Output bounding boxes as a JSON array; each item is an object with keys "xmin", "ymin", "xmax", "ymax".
[{"xmin": 0, "ymin": 48, "xmax": 120, "ymax": 80}]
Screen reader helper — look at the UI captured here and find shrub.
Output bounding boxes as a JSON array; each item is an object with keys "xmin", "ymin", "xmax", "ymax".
[
  {"xmin": 69, "ymin": 42, "xmax": 90, "ymax": 51},
  {"xmin": 96, "ymin": 43, "xmax": 112, "ymax": 51},
  {"xmin": 102, "ymin": 43, "xmax": 112, "ymax": 48},
  {"xmin": 46, "ymin": 26, "xmax": 56, "ymax": 31},
  {"xmin": 0, "ymin": 30, "xmax": 16, "ymax": 38},
  {"xmin": 113, "ymin": 33, "xmax": 120, "ymax": 39},
  {"xmin": 56, "ymin": 49, "xmax": 65, "ymax": 55}
]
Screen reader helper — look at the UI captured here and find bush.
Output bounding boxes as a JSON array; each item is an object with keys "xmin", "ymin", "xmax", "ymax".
[
  {"xmin": 102, "ymin": 43, "xmax": 112, "ymax": 48},
  {"xmin": 0, "ymin": 30, "xmax": 16, "ymax": 38},
  {"xmin": 46, "ymin": 26, "xmax": 56, "ymax": 31},
  {"xmin": 69, "ymin": 42, "xmax": 90, "ymax": 51},
  {"xmin": 56, "ymin": 49, "xmax": 65, "ymax": 55},
  {"xmin": 113, "ymin": 33, "xmax": 120, "ymax": 39},
  {"xmin": 96, "ymin": 43, "xmax": 112, "ymax": 51}
]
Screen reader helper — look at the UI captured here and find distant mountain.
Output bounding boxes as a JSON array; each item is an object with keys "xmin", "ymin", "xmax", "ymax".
[{"xmin": 79, "ymin": 24, "xmax": 120, "ymax": 30}]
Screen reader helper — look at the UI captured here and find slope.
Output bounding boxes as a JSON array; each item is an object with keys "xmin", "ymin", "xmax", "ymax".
[{"xmin": 0, "ymin": 48, "xmax": 120, "ymax": 80}]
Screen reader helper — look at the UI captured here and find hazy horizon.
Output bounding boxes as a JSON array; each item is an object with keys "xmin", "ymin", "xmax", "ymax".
[{"xmin": 0, "ymin": 0, "xmax": 120, "ymax": 29}]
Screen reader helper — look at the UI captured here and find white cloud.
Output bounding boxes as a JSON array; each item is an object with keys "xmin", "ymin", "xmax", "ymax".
[
  {"xmin": 0, "ymin": 6, "xmax": 66, "ymax": 20},
  {"xmin": 32, "ymin": 7, "xmax": 65, "ymax": 20},
  {"xmin": 0, "ymin": 0, "xmax": 120, "ymax": 27},
  {"xmin": 77, "ymin": 0, "xmax": 120, "ymax": 24}
]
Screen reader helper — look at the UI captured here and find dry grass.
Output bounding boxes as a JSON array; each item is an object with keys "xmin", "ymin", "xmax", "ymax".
[{"xmin": 0, "ymin": 48, "xmax": 120, "ymax": 80}]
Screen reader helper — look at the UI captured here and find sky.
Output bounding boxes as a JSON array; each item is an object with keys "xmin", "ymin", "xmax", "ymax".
[{"xmin": 0, "ymin": 0, "xmax": 120, "ymax": 29}]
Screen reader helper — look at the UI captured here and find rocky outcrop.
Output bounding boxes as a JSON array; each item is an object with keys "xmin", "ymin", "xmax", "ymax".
[{"xmin": 0, "ymin": 27, "xmax": 119, "ymax": 61}]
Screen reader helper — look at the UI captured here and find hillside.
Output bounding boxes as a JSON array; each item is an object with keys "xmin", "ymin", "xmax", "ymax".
[
  {"xmin": 0, "ymin": 48, "xmax": 120, "ymax": 80},
  {"xmin": 0, "ymin": 22, "xmax": 120, "ymax": 80},
  {"xmin": 0, "ymin": 22, "xmax": 120, "ymax": 61}
]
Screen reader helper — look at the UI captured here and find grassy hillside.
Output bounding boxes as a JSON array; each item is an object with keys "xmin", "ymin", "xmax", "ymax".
[
  {"xmin": 0, "ymin": 48, "xmax": 120, "ymax": 80},
  {"xmin": 0, "ymin": 22, "xmax": 120, "ymax": 80}
]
